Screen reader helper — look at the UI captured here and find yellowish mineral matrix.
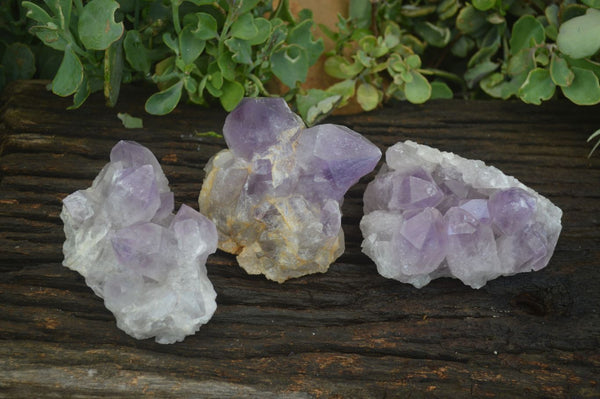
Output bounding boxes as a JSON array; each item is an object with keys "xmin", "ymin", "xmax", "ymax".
[{"xmin": 199, "ymin": 148, "xmax": 345, "ymax": 283}]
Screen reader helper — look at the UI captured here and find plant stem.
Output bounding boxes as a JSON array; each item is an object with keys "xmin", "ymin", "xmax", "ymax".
[
  {"xmin": 172, "ymin": 0, "xmax": 181, "ymax": 34},
  {"xmin": 249, "ymin": 73, "xmax": 272, "ymax": 96}
]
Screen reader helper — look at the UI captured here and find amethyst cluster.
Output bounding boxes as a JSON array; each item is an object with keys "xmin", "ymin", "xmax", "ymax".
[
  {"xmin": 61, "ymin": 141, "xmax": 218, "ymax": 343},
  {"xmin": 361, "ymin": 141, "xmax": 562, "ymax": 289},
  {"xmin": 199, "ymin": 98, "xmax": 381, "ymax": 283}
]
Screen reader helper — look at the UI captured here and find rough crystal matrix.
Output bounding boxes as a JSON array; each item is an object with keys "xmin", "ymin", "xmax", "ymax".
[
  {"xmin": 361, "ymin": 141, "xmax": 562, "ymax": 289},
  {"xmin": 61, "ymin": 141, "xmax": 218, "ymax": 343},
  {"xmin": 199, "ymin": 98, "xmax": 381, "ymax": 282}
]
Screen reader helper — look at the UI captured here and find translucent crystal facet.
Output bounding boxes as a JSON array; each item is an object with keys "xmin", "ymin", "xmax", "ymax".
[
  {"xmin": 61, "ymin": 140, "xmax": 218, "ymax": 343},
  {"xmin": 361, "ymin": 141, "xmax": 562, "ymax": 289},
  {"xmin": 200, "ymin": 98, "xmax": 381, "ymax": 282}
]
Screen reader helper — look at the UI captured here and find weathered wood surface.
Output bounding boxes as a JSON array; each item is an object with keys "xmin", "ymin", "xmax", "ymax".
[{"xmin": 1, "ymin": 80, "xmax": 599, "ymax": 398}]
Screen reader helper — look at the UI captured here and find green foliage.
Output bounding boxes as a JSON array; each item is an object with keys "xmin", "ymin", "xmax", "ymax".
[
  {"xmin": 16, "ymin": 0, "xmax": 323, "ymax": 113},
  {"xmin": 1, "ymin": 0, "xmax": 600, "ymax": 148},
  {"xmin": 313, "ymin": 0, "xmax": 600, "ymax": 124}
]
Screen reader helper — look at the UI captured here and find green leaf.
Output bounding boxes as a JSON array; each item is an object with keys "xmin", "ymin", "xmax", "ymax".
[
  {"xmin": 481, "ymin": 72, "xmax": 528, "ymax": 100},
  {"xmin": 349, "ymin": 0, "xmax": 371, "ymax": 18},
  {"xmin": 456, "ymin": 5, "xmax": 487, "ymax": 35},
  {"xmin": 29, "ymin": 25, "xmax": 68, "ymax": 51},
  {"xmin": 224, "ymin": 37, "xmax": 252, "ymax": 65},
  {"xmin": 325, "ymin": 79, "xmax": 356, "ymax": 103},
  {"xmin": 464, "ymin": 61, "xmax": 499, "ymax": 88},
  {"xmin": 356, "ymin": 82, "xmax": 379, "ymax": 111},
  {"xmin": 78, "ymin": 0, "xmax": 124, "ymax": 50},
  {"xmin": 557, "ymin": 9, "xmax": 600, "ymax": 59},
  {"xmin": 414, "ymin": 22, "xmax": 451, "ymax": 47},
  {"xmin": 270, "ymin": 45, "xmax": 309, "ymax": 87},
  {"xmin": 208, "ymin": 62, "xmax": 223, "ymax": 89},
  {"xmin": 117, "ymin": 112, "xmax": 143, "ymax": 128},
  {"xmin": 219, "ymin": 80, "xmax": 245, "ymax": 111},
  {"xmin": 184, "ymin": 0, "xmax": 217, "ymax": 5},
  {"xmin": 180, "ymin": 25, "xmax": 206, "ymax": 65},
  {"xmin": 473, "ymin": 0, "xmax": 496, "ymax": 11},
  {"xmin": 22, "ymin": 2, "xmax": 53, "ymax": 24},
  {"xmin": 545, "ymin": 4, "xmax": 559, "ymax": 27},
  {"xmin": 145, "ymin": 79, "xmax": 184, "ymax": 115},
  {"xmin": 406, "ymin": 55, "xmax": 421, "ymax": 69},
  {"xmin": 518, "ymin": 68, "xmax": 555, "ymax": 105},
  {"xmin": 509, "ymin": 15, "xmax": 545, "ymax": 55},
  {"xmin": 350, "ymin": 0, "xmax": 372, "ymax": 29},
  {"xmin": 248, "ymin": 18, "xmax": 271, "ymax": 45},
  {"xmin": 288, "ymin": 19, "xmax": 324, "ymax": 66},
  {"xmin": 230, "ymin": 13, "xmax": 257, "ymax": 40},
  {"xmin": 1, "ymin": 43, "xmax": 36, "ymax": 81},
  {"xmin": 68, "ymin": 75, "xmax": 91, "ymax": 110},
  {"xmin": 507, "ymin": 48, "xmax": 534, "ymax": 76},
  {"xmin": 123, "ymin": 30, "xmax": 151, "ymax": 74},
  {"xmin": 404, "ymin": 71, "xmax": 432, "ymax": 104},
  {"xmin": 193, "ymin": 12, "xmax": 219, "ymax": 40},
  {"xmin": 218, "ymin": 50, "xmax": 237, "ymax": 81},
  {"xmin": 324, "ymin": 56, "xmax": 363, "ymax": 79},
  {"xmin": 561, "ymin": 67, "xmax": 600, "ymax": 105},
  {"xmin": 430, "ymin": 81, "xmax": 453, "ymax": 99},
  {"xmin": 238, "ymin": 0, "xmax": 261, "ymax": 15},
  {"xmin": 549, "ymin": 55, "xmax": 574, "ymax": 87},
  {"xmin": 297, "ymin": 89, "xmax": 342, "ymax": 126},
  {"xmin": 437, "ymin": 0, "xmax": 460, "ymax": 20},
  {"xmin": 582, "ymin": 0, "xmax": 600, "ymax": 9},
  {"xmin": 162, "ymin": 33, "xmax": 179, "ymax": 55},
  {"xmin": 451, "ymin": 36, "xmax": 475, "ymax": 58},
  {"xmin": 52, "ymin": 45, "xmax": 83, "ymax": 96},
  {"xmin": 184, "ymin": 76, "xmax": 198, "ymax": 94},
  {"xmin": 400, "ymin": 5, "xmax": 436, "ymax": 18},
  {"xmin": 561, "ymin": 4, "xmax": 588, "ymax": 22},
  {"xmin": 104, "ymin": 37, "xmax": 123, "ymax": 107},
  {"xmin": 468, "ymin": 43, "xmax": 500, "ymax": 68}
]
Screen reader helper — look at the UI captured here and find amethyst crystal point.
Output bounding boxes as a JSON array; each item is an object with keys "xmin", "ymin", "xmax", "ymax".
[
  {"xmin": 223, "ymin": 97, "xmax": 305, "ymax": 160},
  {"xmin": 360, "ymin": 141, "xmax": 562, "ymax": 289},
  {"xmin": 61, "ymin": 140, "xmax": 218, "ymax": 344},
  {"xmin": 199, "ymin": 98, "xmax": 381, "ymax": 283}
]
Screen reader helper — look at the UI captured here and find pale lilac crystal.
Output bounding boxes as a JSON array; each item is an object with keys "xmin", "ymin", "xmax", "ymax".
[
  {"xmin": 61, "ymin": 140, "xmax": 218, "ymax": 343},
  {"xmin": 488, "ymin": 187, "xmax": 536, "ymax": 234},
  {"xmin": 223, "ymin": 97, "xmax": 305, "ymax": 160},
  {"xmin": 199, "ymin": 98, "xmax": 381, "ymax": 282},
  {"xmin": 361, "ymin": 141, "xmax": 562, "ymax": 289}
]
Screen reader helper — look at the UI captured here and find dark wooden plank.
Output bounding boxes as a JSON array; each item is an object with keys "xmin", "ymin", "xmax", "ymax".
[{"xmin": 1, "ymin": 80, "xmax": 599, "ymax": 398}]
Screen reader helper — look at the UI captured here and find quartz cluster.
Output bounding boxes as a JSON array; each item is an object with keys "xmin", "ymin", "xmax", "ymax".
[
  {"xmin": 361, "ymin": 141, "xmax": 562, "ymax": 289},
  {"xmin": 61, "ymin": 141, "xmax": 218, "ymax": 343},
  {"xmin": 199, "ymin": 98, "xmax": 381, "ymax": 283}
]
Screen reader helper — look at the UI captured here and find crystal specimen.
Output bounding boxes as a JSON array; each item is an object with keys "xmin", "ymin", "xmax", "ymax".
[
  {"xmin": 199, "ymin": 98, "xmax": 382, "ymax": 282},
  {"xmin": 361, "ymin": 140, "xmax": 562, "ymax": 289},
  {"xmin": 61, "ymin": 140, "xmax": 218, "ymax": 344}
]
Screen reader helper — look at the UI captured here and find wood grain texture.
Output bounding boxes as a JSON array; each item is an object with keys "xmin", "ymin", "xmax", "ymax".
[{"xmin": 1, "ymin": 80, "xmax": 599, "ymax": 398}]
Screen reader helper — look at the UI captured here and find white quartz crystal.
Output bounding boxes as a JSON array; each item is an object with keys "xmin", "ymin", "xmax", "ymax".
[{"xmin": 61, "ymin": 141, "xmax": 218, "ymax": 343}]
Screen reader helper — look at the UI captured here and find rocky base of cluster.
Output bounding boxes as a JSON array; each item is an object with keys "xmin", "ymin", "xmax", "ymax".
[
  {"xmin": 360, "ymin": 141, "xmax": 563, "ymax": 289},
  {"xmin": 61, "ymin": 141, "xmax": 218, "ymax": 343},
  {"xmin": 199, "ymin": 98, "xmax": 381, "ymax": 283}
]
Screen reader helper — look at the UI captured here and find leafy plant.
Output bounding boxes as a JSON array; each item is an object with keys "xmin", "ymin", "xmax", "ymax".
[
  {"xmin": 304, "ymin": 0, "xmax": 600, "ymax": 124},
  {"xmin": 20, "ymin": 0, "xmax": 324, "ymax": 112},
  {"xmin": 0, "ymin": 0, "xmax": 62, "ymax": 90}
]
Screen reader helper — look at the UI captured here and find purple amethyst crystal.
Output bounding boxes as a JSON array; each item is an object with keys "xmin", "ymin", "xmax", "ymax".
[
  {"xmin": 361, "ymin": 141, "xmax": 562, "ymax": 289},
  {"xmin": 61, "ymin": 140, "xmax": 218, "ymax": 343},
  {"xmin": 199, "ymin": 98, "xmax": 381, "ymax": 282}
]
